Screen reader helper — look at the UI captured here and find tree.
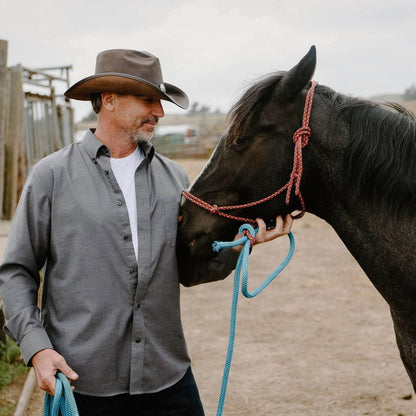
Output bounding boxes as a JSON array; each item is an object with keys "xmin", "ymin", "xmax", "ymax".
[
  {"xmin": 80, "ymin": 110, "xmax": 97, "ymax": 122},
  {"xmin": 404, "ymin": 84, "xmax": 416, "ymax": 101},
  {"xmin": 187, "ymin": 102, "xmax": 210, "ymax": 115}
]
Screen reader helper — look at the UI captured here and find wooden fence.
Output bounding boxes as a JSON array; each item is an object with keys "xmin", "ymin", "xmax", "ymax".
[{"xmin": 0, "ymin": 39, "xmax": 74, "ymax": 220}]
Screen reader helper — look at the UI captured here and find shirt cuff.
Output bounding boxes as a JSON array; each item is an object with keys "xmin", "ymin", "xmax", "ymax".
[
  {"xmin": 4, "ymin": 306, "xmax": 54, "ymax": 365},
  {"xmin": 19, "ymin": 329, "xmax": 54, "ymax": 365}
]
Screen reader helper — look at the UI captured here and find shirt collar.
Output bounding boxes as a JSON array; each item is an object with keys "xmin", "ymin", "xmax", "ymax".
[
  {"xmin": 80, "ymin": 129, "xmax": 107, "ymax": 161},
  {"xmin": 139, "ymin": 140, "xmax": 155, "ymax": 162},
  {"xmin": 80, "ymin": 129, "xmax": 154, "ymax": 163}
]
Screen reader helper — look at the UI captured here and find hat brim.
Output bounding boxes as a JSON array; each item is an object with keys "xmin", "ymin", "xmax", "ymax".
[{"xmin": 64, "ymin": 73, "xmax": 189, "ymax": 109}]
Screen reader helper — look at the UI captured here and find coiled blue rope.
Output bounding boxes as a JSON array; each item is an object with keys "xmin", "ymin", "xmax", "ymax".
[
  {"xmin": 43, "ymin": 372, "xmax": 79, "ymax": 416},
  {"xmin": 212, "ymin": 224, "xmax": 295, "ymax": 416}
]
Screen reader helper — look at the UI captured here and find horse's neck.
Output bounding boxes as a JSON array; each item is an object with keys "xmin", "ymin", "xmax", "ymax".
[
  {"xmin": 330, "ymin": 205, "xmax": 416, "ymax": 378},
  {"xmin": 324, "ymin": 204, "xmax": 416, "ymax": 310}
]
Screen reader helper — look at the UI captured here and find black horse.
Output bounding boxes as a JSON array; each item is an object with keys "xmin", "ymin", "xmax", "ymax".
[{"xmin": 178, "ymin": 46, "xmax": 416, "ymax": 390}]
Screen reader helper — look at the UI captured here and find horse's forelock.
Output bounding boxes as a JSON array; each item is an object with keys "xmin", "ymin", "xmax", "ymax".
[{"xmin": 225, "ymin": 73, "xmax": 285, "ymax": 145}]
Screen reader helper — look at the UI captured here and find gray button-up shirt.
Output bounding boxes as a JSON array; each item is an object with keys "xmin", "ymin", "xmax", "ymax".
[{"xmin": 0, "ymin": 130, "xmax": 238, "ymax": 396}]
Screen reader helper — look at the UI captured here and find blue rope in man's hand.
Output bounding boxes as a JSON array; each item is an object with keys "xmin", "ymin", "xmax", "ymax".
[
  {"xmin": 213, "ymin": 225, "xmax": 295, "ymax": 415},
  {"xmin": 43, "ymin": 372, "xmax": 79, "ymax": 416}
]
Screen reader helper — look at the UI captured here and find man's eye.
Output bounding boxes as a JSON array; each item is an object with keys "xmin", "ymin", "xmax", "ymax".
[{"xmin": 138, "ymin": 96, "xmax": 152, "ymax": 103}]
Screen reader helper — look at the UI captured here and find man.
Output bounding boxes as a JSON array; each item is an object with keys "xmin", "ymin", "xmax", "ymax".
[{"xmin": 0, "ymin": 49, "xmax": 292, "ymax": 415}]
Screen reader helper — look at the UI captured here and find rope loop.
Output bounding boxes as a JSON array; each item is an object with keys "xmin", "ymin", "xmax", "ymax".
[
  {"xmin": 213, "ymin": 227, "xmax": 295, "ymax": 415},
  {"xmin": 241, "ymin": 228, "xmax": 256, "ymax": 247},
  {"xmin": 43, "ymin": 372, "xmax": 79, "ymax": 416}
]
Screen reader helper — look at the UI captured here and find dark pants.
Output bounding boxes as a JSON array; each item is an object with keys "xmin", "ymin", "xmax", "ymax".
[{"xmin": 73, "ymin": 367, "xmax": 205, "ymax": 416}]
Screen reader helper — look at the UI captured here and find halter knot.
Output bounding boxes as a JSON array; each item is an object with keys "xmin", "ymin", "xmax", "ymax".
[
  {"xmin": 290, "ymin": 172, "xmax": 300, "ymax": 181},
  {"xmin": 241, "ymin": 228, "xmax": 256, "ymax": 247},
  {"xmin": 210, "ymin": 204, "xmax": 220, "ymax": 214},
  {"xmin": 293, "ymin": 126, "xmax": 311, "ymax": 147}
]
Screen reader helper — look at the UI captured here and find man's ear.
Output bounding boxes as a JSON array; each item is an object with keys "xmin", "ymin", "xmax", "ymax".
[{"xmin": 100, "ymin": 92, "xmax": 117, "ymax": 111}]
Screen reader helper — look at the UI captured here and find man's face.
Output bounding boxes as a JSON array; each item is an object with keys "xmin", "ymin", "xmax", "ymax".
[{"xmin": 113, "ymin": 94, "xmax": 165, "ymax": 143}]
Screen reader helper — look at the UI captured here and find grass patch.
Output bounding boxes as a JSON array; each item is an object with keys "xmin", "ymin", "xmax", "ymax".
[
  {"xmin": 0, "ymin": 401, "xmax": 15, "ymax": 416},
  {"xmin": 0, "ymin": 338, "xmax": 28, "ymax": 391},
  {"xmin": 0, "ymin": 338, "xmax": 29, "ymax": 416}
]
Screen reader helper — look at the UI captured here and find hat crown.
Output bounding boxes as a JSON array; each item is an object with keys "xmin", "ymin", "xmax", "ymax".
[
  {"xmin": 64, "ymin": 48, "xmax": 189, "ymax": 109},
  {"xmin": 95, "ymin": 49, "xmax": 163, "ymax": 85}
]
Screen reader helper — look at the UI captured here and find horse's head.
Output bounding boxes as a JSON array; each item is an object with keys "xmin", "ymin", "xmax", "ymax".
[{"xmin": 179, "ymin": 46, "xmax": 322, "ymax": 259}]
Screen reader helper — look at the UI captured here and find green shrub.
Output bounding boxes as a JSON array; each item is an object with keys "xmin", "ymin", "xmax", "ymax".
[
  {"xmin": 0, "ymin": 402, "xmax": 15, "ymax": 416},
  {"xmin": 0, "ymin": 338, "xmax": 28, "ymax": 391}
]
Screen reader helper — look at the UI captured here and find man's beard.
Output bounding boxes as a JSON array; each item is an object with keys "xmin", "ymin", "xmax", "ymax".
[
  {"xmin": 132, "ymin": 130, "xmax": 154, "ymax": 143},
  {"xmin": 131, "ymin": 116, "xmax": 159, "ymax": 143}
]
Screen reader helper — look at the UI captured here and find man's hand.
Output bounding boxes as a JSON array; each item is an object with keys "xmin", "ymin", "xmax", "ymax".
[
  {"xmin": 253, "ymin": 214, "xmax": 293, "ymax": 245},
  {"xmin": 232, "ymin": 214, "xmax": 294, "ymax": 253},
  {"xmin": 31, "ymin": 348, "xmax": 79, "ymax": 396}
]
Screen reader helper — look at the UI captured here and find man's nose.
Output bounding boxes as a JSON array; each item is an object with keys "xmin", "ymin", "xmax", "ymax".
[{"xmin": 152, "ymin": 100, "xmax": 164, "ymax": 118}]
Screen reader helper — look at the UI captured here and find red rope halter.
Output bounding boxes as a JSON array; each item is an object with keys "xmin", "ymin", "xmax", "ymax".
[{"xmin": 182, "ymin": 81, "xmax": 318, "ymax": 224}]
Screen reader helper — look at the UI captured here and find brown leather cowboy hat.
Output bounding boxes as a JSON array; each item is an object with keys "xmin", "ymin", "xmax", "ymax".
[{"xmin": 64, "ymin": 49, "xmax": 189, "ymax": 109}]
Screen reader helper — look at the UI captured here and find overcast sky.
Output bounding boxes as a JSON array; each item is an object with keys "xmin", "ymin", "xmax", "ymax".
[{"xmin": 1, "ymin": 0, "xmax": 415, "ymax": 121}]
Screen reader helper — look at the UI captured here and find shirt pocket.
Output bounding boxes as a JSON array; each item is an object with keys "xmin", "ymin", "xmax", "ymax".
[{"xmin": 163, "ymin": 199, "xmax": 180, "ymax": 247}]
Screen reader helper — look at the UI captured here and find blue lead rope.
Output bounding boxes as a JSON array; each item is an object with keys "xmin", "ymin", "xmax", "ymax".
[
  {"xmin": 42, "ymin": 225, "xmax": 293, "ymax": 416},
  {"xmin": 212, "ymin": 224, "xmax": 296, "ymax": 416},
  {"xmin": 43, "ymin": 372, "xmax": 79, "ymax": 416}
]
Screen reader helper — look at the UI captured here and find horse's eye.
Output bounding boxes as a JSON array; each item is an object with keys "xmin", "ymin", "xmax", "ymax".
[{"xmin": 231, "ymin": 136, "xmax": 250, "ymax": 150}]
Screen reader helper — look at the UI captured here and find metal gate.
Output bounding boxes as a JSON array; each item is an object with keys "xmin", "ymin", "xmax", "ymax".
[
  {"xmin": 22, "ymin": 66, "xmax": 74, "ymax": 168},
  {"xmin": 0, "ymin": 39, "xmax": 74, "ymax": 219}
]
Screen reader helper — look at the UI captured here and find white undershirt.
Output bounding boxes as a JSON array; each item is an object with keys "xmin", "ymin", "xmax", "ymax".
[{"xmin": 110, "ymin": 147, "xmax": 144, "ymax": 261}]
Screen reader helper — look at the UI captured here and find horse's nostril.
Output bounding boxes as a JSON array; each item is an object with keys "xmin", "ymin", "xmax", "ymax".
[{"xmin": 188, "ymin": 239, "xmax": 197, "ymax": 248}]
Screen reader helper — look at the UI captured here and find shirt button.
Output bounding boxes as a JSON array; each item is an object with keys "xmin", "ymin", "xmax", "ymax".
[
  {"xmin": 116, "ymin": 201, "xmax": 122, "ymax": 206},
  {"xmin": 136, "ymin": 303, "xmax": 141, "ymax": 309},
  {"xmin": 135, "ymin": 338, "xmax": 141, "ymax": 343},
  {"xmin": 129, "ymin": 268, "xmax": 135, "ymax": 275},
  {"xmin": 124, "ymin": 235, "xmax": 130, "ymax": 241}
]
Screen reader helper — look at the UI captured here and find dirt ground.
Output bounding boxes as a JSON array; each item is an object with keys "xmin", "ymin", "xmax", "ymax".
[{"xmin": 1, "ymin": 158, "xmax": 415, "ymax": 415}]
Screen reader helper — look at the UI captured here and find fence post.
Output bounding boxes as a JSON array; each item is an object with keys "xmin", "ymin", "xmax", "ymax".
[
  {"xmin": 0, "ymin": 300, "xmax": 5, "ymax": 345},
  {"xmin": 0, "ymin": 40, "xmax": 8, "ymax": 219},
  {"xmin": 3, "ymin": 65, "xmax": 24, "ymax": 219}
]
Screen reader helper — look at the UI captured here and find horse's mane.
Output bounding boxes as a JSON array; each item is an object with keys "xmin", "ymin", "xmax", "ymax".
[
  {"xmin": 319, "ymin": 85, "xmax": 416, "ymax": 215},
  {"xmin": 227, "ymin": 75, "xmax": 416, "ymax": 215}
]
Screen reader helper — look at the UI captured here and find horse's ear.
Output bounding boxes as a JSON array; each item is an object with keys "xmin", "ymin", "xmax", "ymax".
[{"xmin": 273, "ymin": 45, "xmax": 316, "ymax": 103}]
